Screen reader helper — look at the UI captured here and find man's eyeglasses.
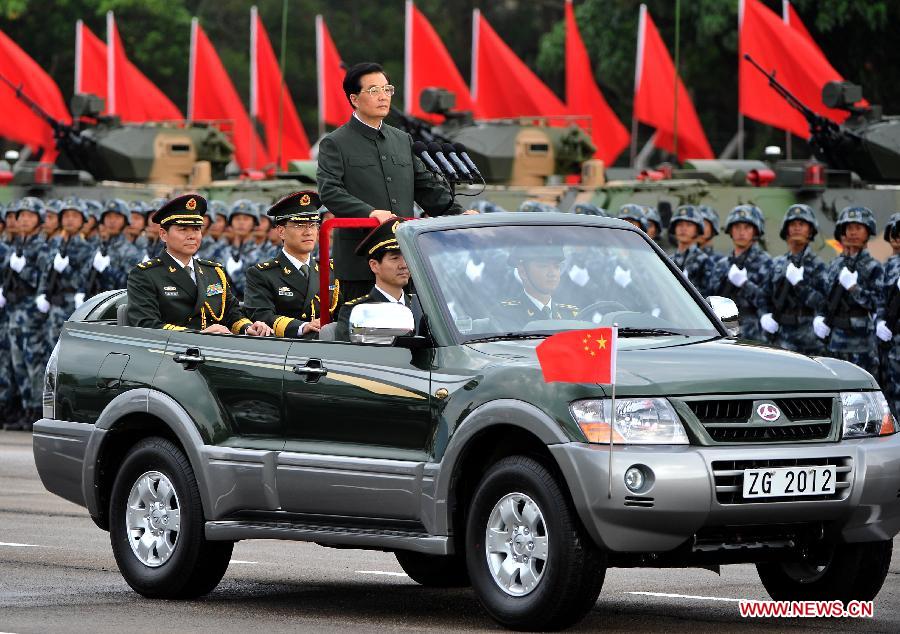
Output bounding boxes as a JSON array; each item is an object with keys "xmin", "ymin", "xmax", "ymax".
[{"xmin": 360, "ymin": 84, "xmax": 395, "ymax": 97}]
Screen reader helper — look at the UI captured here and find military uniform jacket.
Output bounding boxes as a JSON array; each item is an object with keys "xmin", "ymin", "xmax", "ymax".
[
  {"xmin": 243, "ymin": 250, "xmax": 338, "ymax": 338},
  {"xmin": 708, "ymin": 243, "xmax": 773, "ymax": 314},
  {"xmin": 494, "ymin": 289, "xmax": 579, "ymax": 330},
  {"xmin": 669, "ymin": 244, "xmax": 710, "ymax": 294},
  {"xmin": 2, "ymin": 233, "xmax": 46, "ymax": 306},
  {"xmin": 87, "ymin": 233, "xmax": 141, "ymax": 294},
  {"xmin": 336, "ymin": 286, "xmax": 420, "ymax": 341},
  {"xmin": 759, "ymin": 247, "xmax": 827, "ymax": 322},
  {"xmin": 126, "ymin": 251, "xmax": 252, "ymax": 333},
  {"xmin": 822, "ymin": 250, "xmax": 883, "ymax": 329},
  {"xmin": 879, "ymin": 255, "xmax": 900, "ymax": 330},
  {"xmin": 36, "ymin": 232, "xmax": 93, "ymax": 303},
  {"xmin": 316, "ymin": 115, "xmax": 463, "ymax": 280}
]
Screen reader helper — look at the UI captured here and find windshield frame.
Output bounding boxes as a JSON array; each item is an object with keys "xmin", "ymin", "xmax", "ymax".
[{"xmin": 403, "ymin": 214, "xmax": 727, "ymax": 346}]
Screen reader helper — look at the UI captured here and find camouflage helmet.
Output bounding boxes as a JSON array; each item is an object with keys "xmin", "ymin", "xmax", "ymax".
[
  {"xmin": 518, "ymin": 200, "xmax": 558, "ymax": 213},
  {"xmin": 84, "ymin": 199, "xmax": 103, "ymax": 221},
  {"xmin": 780, "ymin": 204, "xmax": 819, "ymax": 240},
  {"xmin": 17, "ymin": 196, "xmax": 47, "ymax": 222},
  {"xmin": 642, "ymin": 205, "xmax": 662, "ymax": 232},
  {"xmin": 208, "ymin": 200, "xmax": 228, "ymax": 223},
  {"xmin": 472, "ymin": 199, "xmax": 506, "ymax": 214},
  {"xmin": 725, "ymin": 204, "xmax": 764, "ymax": 237},
  {"xmin": 101, "ymin": 198, "xmax": 131, "ymax": 224},
  {"xmin": 617, "ymin": 203, "xmax": 648, "ymax": 230},
  {"xmin": 45, "ymin": 199, "xmax": 64, "ymax": 215},
  {"xmin": 228, "ymin": 199, "xmax": 260, "ymax": 225},
  {"xmin": 883, "ymin": 212, "xmax": 900, "ymax": 241},
  {"xmin": 668, "ymin": 204, "xmax": 704, "ymax": 236},
  {"xmin": 698, "ymin": 205, "xmax": 720, "ymax": 236},
  {"xmin": 834, "ymin": 205, "xmax": 876, "ymax": 241},
  {"xmin": 128, "ymin": 200, "xmax": 150, "ymax": 218},
  {"xmin": 573, "ymin": 203, "xmax": 607, "ymax": 217},
  {"xmin": 59, "ymin": 196, "xmax": 89, "ymax": 219}
]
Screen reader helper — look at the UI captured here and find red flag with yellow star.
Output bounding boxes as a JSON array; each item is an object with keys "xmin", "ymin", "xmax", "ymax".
[{"xmin": 536, "ymin": 327, "xmax": 617, "ymax": 384}]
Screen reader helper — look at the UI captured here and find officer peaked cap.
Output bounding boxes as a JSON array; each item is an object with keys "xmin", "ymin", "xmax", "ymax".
[
  {"xmin": 267, "ymin": 190, "xmax": 322, "ymax": 225},
  {"xmin": 152, "ymin": 194, "xmax": 207, "ymax": 227},
  {"xmin": 355, "ymin": 216, "xmax": 404, "ymax": 258}
]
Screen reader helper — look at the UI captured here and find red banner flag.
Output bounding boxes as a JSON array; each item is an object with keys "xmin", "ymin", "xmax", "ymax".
[
  {"xmin": 316, "ymin": 15, "xmax": 352, "ymax": 129},
  {"xmin": 405, "ymin": 1, "xmax": 475, "ymax": 122},
  {"xmin": 75, "ymin": 21, "xmax": 107, "ymax": 112},
  {"xmin": 189, "ymin": 18, "xmax": 270, "ymax": 170},
  {"xmin": 783, "ymin": 0, "xmax": 820, "ymax": 55},
  {"xmin": 633, "ymin": 5, "xmax": 713, "ymax": 161},
  {"xmin": 739, "ymin": 0, "xmax": 849, "ymax": 139},
  {"xmin": 0, "ymin": 29, "xmax": 70, "ymax": 156},
  {"xmin": 536, "ymin": 327, "xmax": 618, "ymax": 384},
  {"xmin": 564, "ymin": 0, "xmax": 629, "ymax": 165},
  {"xmin": 471, "ymin": 9, "xmax": 567, "ymax": 120},
  {"xmin": 251, "ymin": 6, "xmax": 310, "ymax": 168},
  {"xmin": 107, "ymin": 12, "xmax": 182, "ymax": 122}
]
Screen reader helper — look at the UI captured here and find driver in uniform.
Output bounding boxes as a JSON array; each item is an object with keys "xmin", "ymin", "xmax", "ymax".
[{"xmin": 495, "ymin": 244, "xmax": 579, "ymax": 329}]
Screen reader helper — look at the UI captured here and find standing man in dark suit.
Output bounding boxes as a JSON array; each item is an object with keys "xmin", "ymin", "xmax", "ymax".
[
  {"xmin": 316, "ymin": 62, "xmax": 475, "ymax": 312},
  {"xmin": 126, "ymin": 194, "xmax": 271, "ymax": 336},
  {"xmin": 244, "ymin": 191, "xmax": 338, "ymax": 338}
]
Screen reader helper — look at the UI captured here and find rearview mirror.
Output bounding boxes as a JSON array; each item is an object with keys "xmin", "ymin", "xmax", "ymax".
[
  {"xmin": 707, "ymin": 296, "xmax": 739, "ymax": 336},
  {"xmin": 349, "ymin": 302, "xmax": 415, "ymax": 345}
]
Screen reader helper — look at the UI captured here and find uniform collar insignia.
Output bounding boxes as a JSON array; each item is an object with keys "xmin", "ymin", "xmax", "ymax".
[
  {"xmin": 284, "ymin": 267, "xmax": 291, "ymax": 275},
  {"xmin": 168, "ymin": 266, "xmax": 177, "ymax": 273}
]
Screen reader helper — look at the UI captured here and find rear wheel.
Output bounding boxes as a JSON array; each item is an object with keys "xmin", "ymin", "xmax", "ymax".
[
  {"xmin": 757, "ymin": 539, "xmax": 892, "ymax": 603},
  {"xmin": 465, "ymin": 455, "xmax": 605, "ymax": 630},
  {"xmin": 394, "ymin": 550, "xmax": 470, "ymax": 587},
  {"xmin": 109, "ymin": 437, "xmax": 233, "ymax": 599}
]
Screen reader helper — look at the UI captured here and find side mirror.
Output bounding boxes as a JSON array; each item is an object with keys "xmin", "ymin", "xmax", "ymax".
[
  {"xmin": 349, "ymin": 302, "xmax": 414, "ymax": 345},
  {"xmin": 707, "ymin": 295, "xmax": 740, "ymax": 336}
]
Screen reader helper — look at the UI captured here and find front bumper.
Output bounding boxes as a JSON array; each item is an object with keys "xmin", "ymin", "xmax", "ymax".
[{"xmin": 550, "ymin": 434, "xmax": 900, "ymax": 553}]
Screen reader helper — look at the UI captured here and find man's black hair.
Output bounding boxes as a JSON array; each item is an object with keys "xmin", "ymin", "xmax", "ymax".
[{"xmin": 343, "ymin": 62, "xmax": 389, "ymax": 109}]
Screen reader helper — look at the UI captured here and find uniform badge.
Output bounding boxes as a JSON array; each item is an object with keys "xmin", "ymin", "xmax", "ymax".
[
  {"xmin": 164, "ymin": 286, "xmax": 176, "ymax": 291},
  {"xmin": 278, "ymin": 286, "xmax": 294, "ymax": 297},
  {"xmin": 168, "ymin": 266, "xmax": 177, "ymax": 273},
  {"xmin": 186, "ymin": 197, "xmax": 197, "ymax": 211},
  {"xmin": 206, "ymin": 283, "xmax": 224, "ymax": 296},
  {"xmin": 284, "ymin": 267, "xmax": 292, "ymax": 275},
  {"xmin": 299, "ymin": 193, "xmax": 311, "ymax": 206}
]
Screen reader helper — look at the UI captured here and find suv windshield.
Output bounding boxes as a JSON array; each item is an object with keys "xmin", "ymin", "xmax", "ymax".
[{"xmin": 417, "ymin": 224, "xmax": 719, "ymax": 341}]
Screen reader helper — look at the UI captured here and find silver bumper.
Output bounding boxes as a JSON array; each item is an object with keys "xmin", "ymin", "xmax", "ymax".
[{"xmin": 550, "ymin": 434, "xmax": 900, "ymax": 553}]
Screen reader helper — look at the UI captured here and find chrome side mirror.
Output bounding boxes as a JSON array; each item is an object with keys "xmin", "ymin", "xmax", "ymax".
[
  {"xmin": 707, "ymin": 295, "xmax": 740, "ymax": 336},
  {"xmin": 349, "ymin": 302, "xmax": 415, "ymax": 345}
]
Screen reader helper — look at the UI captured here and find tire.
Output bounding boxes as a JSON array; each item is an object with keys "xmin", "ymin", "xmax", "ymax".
[
  {"xmin": 757, "ymin": 539, "xmax": 893, "ymax": 603},
  {"xmin": 395, "ymin": 550, "xmax": 470, "ymax": 587},
  {"xmin": 465, "ymin": 455, "xmax": 605, "ymax": 631},
  {"xmin": 109, "ymin": 437, "xmax": 233, "ymax": 599}
]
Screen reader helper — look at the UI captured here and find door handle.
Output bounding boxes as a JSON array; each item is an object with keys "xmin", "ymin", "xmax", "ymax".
[
  {"xmin": 292, "ymin": 358, "xmax": 328, "ymax": 381},
  {"xmin": 173, "ymin": 348, "xmax": 205, "ymax": 369}
]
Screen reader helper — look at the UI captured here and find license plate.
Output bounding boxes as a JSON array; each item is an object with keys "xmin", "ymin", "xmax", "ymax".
[{"xmin": 742, "ymin": 466, "xmax": 837, "ymax": 498}]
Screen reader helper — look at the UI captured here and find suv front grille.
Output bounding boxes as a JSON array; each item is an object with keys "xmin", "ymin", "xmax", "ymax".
[
  {"xmin": 686, "ymin": 396, "xmax": 835, "ymax": 443},
  {"xmin": 711, "ymin": 457, "xmax": 852, "ymax": 505}
]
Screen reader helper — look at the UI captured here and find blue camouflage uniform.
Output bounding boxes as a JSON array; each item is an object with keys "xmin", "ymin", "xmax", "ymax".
[
  {"xmin": 879, "ymin": 254, "xmax": 900, "ymax": 416},
  {"xmin": 667, "ymin": 206, "xmax": 710, "ymax": 294},
  {"xmin": 85, "ymin": 232, "xmax": 141, "ymax": 296},
  {"xmin": 760, "ymin": 246, "xmax": 827, "ymax": 354},
  {"xmin": 0, "ymin": 233, "xmax": 15, "ymax": 421},
  {"xmin": 37, "ymin": 231, "xmax": 94, "ymax": 352},
  {"xmin": 222, "ymin": 200, "xmax": 263, "ymax": 300}
]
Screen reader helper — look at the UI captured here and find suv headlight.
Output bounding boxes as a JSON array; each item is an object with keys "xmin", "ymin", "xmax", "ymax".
[
  {"xmin": 570, "ymin": 398, "xmax": 689, "ymax": 445},
  {"xmin": 840, "ymin": 391, "xmax": 897, "ymax": 438}
]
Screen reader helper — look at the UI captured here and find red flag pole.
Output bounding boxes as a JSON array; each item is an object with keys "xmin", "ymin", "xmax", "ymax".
[
  {"xmin": 607, "ymin": 324, "xmax": 619, "ymax": 499},
  {"xmin": 318, "ymin": 217, "xmax": 380, "ymax": 325}
]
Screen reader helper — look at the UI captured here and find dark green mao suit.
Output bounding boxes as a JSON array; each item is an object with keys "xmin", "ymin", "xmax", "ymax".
[
  {"xmin": 316, "ymin": 115, "xmax": 463, "ymax": 283},
  {"xmin": 127, "ymin": 251, "xmax": 252, "ymax": 333}
]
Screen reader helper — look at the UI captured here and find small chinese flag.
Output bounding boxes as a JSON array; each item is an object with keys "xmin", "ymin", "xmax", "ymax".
[{"xmin": 536, "ymin": 327, "xmax": 618, "ymax": 384}]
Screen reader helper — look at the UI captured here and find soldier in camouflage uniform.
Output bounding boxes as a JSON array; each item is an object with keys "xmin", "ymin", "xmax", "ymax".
[
  {"xmin": 667, "ymin": 205, "xmax": 710, "ymax": 294},
  {"xmin": 42, "ymin": 199, "xmax": 62, "ymax": 242},
  {"xmin": 876, "ymin": 213, "xmax": 900, "ymax": 416},
  {"xmin": 199, "ymin": 200, "xmax": 227, "ymax": 261},
  {"xmin": 137, "ymin": 198, "xmax": 167, "ymax": 263},
  {"xmin": 642, "ymin": 206, "xmax": 663, "ymax": 244},
  {"xmin": 126, "ymin": 200, "xmax": 149, "ymax": 246},
  {"xmin": 2, "ymin": 198, "xmax": 48, "ymax": 429},
  {"xmin": 84, "ymin": 199, "xmax": 142, "ymax": 297},
  {"xmin": 35, "ymin": 197, "xmax": 94, "ymax": 354},
  {"xmin": 222, "ymin": 200, "xmax": 262, "ymax": 300},
  {"xmin": 83, "ymin": 199, "xmax": 102, "ymax": 243},
  {"xmin": 572, "ymin": 203, "xmax": 607, "ymax": 217},
  {"xmin": 0, "ymin": 202, "xmax": 16, "ymax": 426},
  {"xmin": 707, "ymin": 205, "xmax": 773, "ymax": 342},
  {"xmin": 698, "ymin": 205, "xmax": 725, "ymax": 281},
  {"xmin": 759, "ymin": 205, "xmax": 827, "ymax": 355},
  {"xmin": 813, "ymin": 206, "xmax": 883, "ymax": 378},
  {"xmin": 518, "ymin": 200, "xmax": 559, "ymax": 213}
]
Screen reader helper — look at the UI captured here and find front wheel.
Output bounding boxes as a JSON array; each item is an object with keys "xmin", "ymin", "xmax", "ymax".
[
  {"xmin": 757, "ymin": 539, "xmax": 892, "ymax": 603},
  {"xmin": 465, "ymin": 456, "xmax": 605, "ymax": 630},
  {"xmin": 109, "ymin": 437, "xmax": 233, "ymax": 599}
]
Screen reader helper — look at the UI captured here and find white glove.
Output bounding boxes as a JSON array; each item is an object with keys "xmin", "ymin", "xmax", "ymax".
[
  {"xmin": 813, "ymin": 315, "xmax": 831, "ymax": 339},
  {"xmin": 226, "ymin": 256, "xmax": 242, "ymax": 277},
  {"xmin": 651, "ymin": 307, "xmax": 661, "ymax": 318},
  {"xmin": 567, "ymin": 264, "xmax": 590, "ymax": 287},
  {"xmin": 838, "ymin": 266, "xmax": 858, "ymax": 291},
  {"xmin": 785, "ymin": 262, "xmax": 804, "ymax": 286},
  {"xmin": 727, "ymin": 263, "xmax": 748, "ymax": 288},
  {"xmin": 0, "ymin": 287, "xmax": 5, "ymax": 309},
  {"xmin": 876, "ymin": 320, "xmax": 893, "ymax": 342},
  {"xmin": 465, "ymin": 258, "xmax": 484, "ymax": 282},
  {"xmin": 53, "ymin": 253, "xmax": 70, "ymax": 273},
  {"xmin": 613, "ymin": 265, "xmax": 632, "ymax": 288},
  {"xmin": 74, "ymin": 292, "xmax": 85, "ymax": 308},
  {"xmin": 92, "ymin": 250, "xmax": 111, "ymax": 273},
  {"xmin": 760, "ymin": 313, "xmax": 780, "ymax": 334},
  {"xmin": 9, "ymin": 252, "xmax": 26, "ymax": 273},
  {"xmin": 35, "ymin": 294, "xmax": 50, "ymax": 313}
]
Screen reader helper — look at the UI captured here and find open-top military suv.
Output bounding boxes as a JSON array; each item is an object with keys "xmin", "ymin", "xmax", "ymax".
[{"xmin": 34, "ymin": 213, "xmax": 900, "ymax": 630}]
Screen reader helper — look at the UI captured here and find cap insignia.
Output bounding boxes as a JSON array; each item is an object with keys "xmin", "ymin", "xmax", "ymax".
[
  {"xmin": 299, "ymin": 194, "xmax": 311, "ymax": 206},
  {"xmin": 186, "ymin": 197, "xmax": 197, "ymax": 211}
]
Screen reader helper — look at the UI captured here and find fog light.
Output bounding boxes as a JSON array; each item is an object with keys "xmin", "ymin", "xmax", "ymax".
[{"xmin": 624, "ymin": 466, "xmax": 645, "ymax": 493}]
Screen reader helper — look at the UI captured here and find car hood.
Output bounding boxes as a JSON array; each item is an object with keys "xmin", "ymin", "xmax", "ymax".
[{"xmin": 465, "ymin": 336, "xmax": 877, "ymax": 396}]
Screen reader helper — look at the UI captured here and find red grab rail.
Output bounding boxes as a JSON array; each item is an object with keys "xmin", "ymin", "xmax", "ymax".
[{"xmin": 318, "ymin": 216, "xmax": 380, "ymax": 324}]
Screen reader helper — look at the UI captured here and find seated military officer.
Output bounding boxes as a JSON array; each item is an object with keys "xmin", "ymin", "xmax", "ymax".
[
  {"xmin": 126, "ymin": 194, "xmax": 272, "ymax": 336},
  {"xmin": 495, "ymin": 243, "xmax": 579, "ymax": 329},
  {"xmin": 336, "ymin": 216, "xmax": 420, "ymax": 339},
  {"xmin": 243, "ymin": 191, "xmax": 338, "ymax": 338}
]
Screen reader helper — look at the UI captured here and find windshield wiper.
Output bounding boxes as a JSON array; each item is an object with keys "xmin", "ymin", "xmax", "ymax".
[
  {"xmin": 617, "ymin": 327, "xmax": 688, "ymax": 337},
  {"xmin": 465, "ymin": 333, "xmax": 549, "ymax": 343}
]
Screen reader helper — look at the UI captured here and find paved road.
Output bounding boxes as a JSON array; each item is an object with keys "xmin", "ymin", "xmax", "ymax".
[{"xmin": 1, "ymin": 431, "xmax": 898, "ymax": 633}]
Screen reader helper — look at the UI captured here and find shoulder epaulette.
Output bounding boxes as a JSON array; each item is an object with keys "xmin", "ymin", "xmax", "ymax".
[
  {"xmin": 136, "ymin": 258, "xmax": 162, "ymax": 270},
  {"xmin": 197, "ymin": 258, "xmax": 224, "ymax": 268},
  {"xmin": 345, "ymin": 295, "xmax": 368, "ymax": 307},
  {"xmin": 255, "ymin": 259, "xmax": 279, "ymax": 270}
]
